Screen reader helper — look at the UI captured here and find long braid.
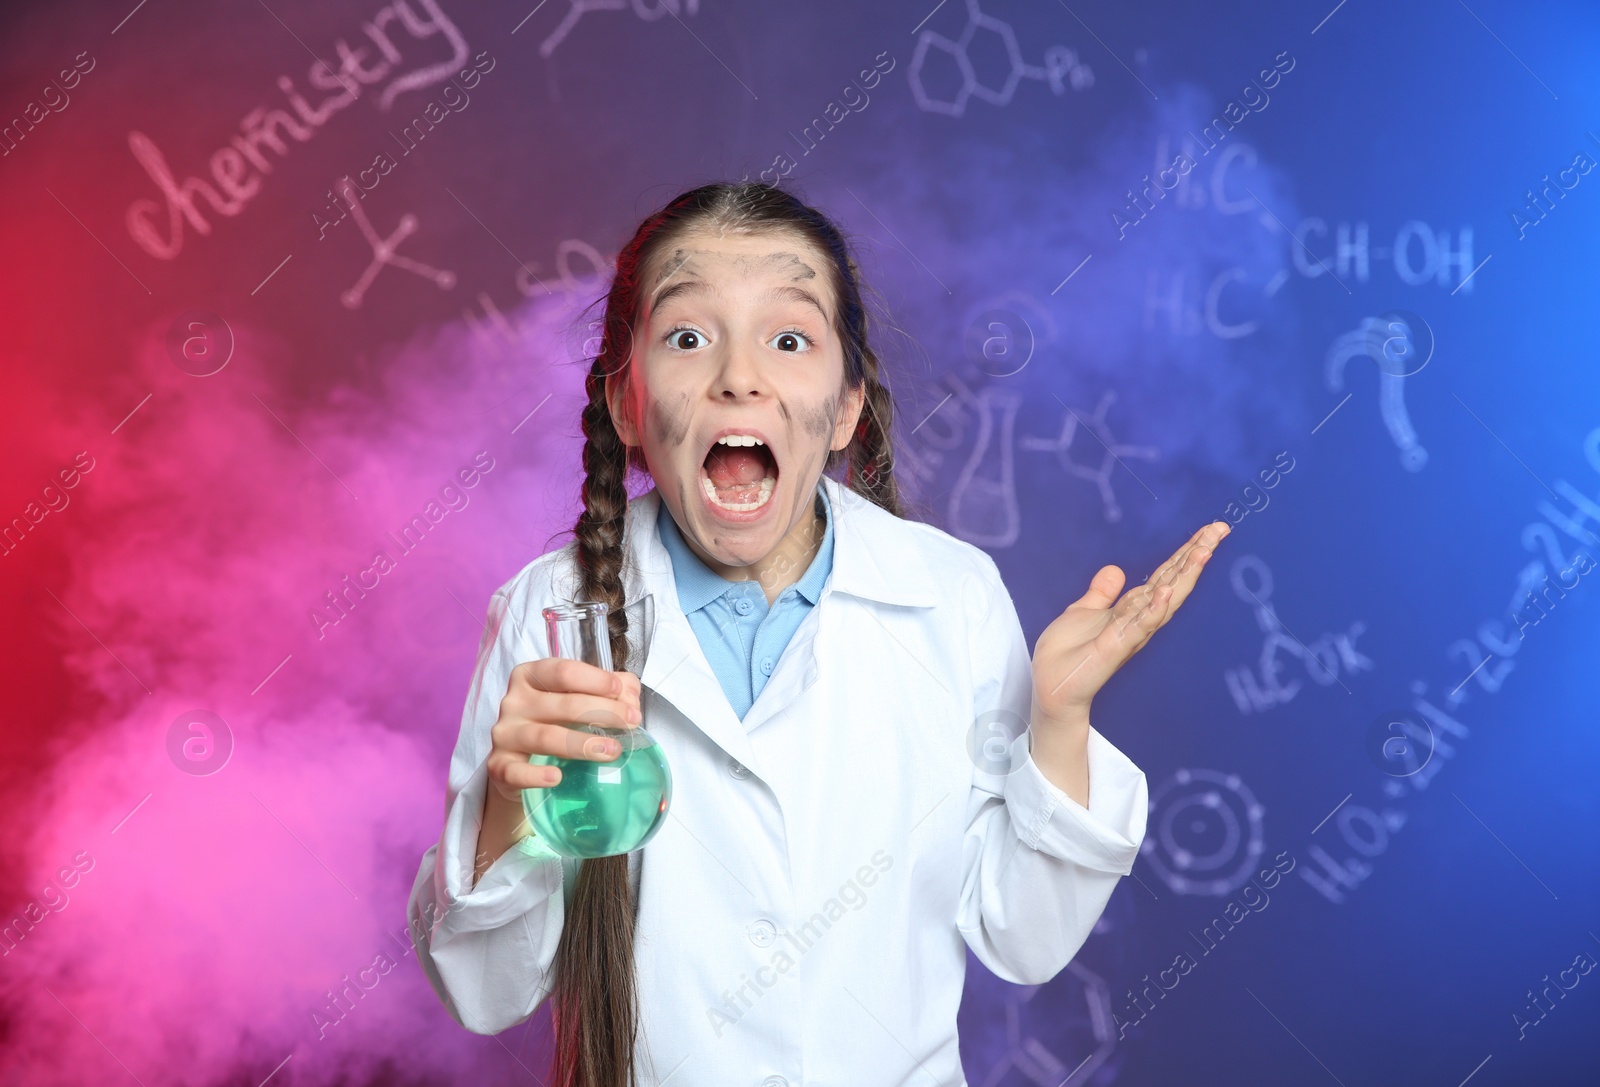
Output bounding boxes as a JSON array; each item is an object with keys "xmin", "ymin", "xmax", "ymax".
[
  {"xmin": 549, "ymin": 336, "xmax": 641, "ymax": 1087},
  {"xmin": 575, "ymin": 365, "xmax": 634, "ymax": 669},
  {"xmin": 546, "ymin": 179, "xmax": 906, "ymax": 1087}
]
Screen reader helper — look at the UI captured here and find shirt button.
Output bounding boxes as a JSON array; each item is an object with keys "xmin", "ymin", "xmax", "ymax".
[
  {"xmin": 728, "ymin": 757, "xmax": 752, "ymax": 779},
  {"xmin": 735, "ymin": 598, "xmax": 754, "ymax": 615},
  {"xmin": 759, "ymin": 656, "xmax": 774, "ymax": 676},
  {"xmin": 747, "ymin": 918, "xmax": 777, "ymax": 947},
  {"xmin": 760, "ymin": 1077, "xmax": 789, "ymax": 1087}
]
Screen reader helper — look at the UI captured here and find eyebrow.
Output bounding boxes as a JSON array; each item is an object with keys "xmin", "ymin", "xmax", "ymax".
[{"xmin": 649, "ymin": 280, "xmax": 829, "ymax": 323}]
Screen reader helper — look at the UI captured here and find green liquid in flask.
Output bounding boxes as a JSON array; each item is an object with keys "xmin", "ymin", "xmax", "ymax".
[
  {"xmin": 524, "ymin": 725, "xmax": 671, "ymax": 858},
  {"xmin": 521, "ymin": 602, "xmax": 673, "ymax": 859}
]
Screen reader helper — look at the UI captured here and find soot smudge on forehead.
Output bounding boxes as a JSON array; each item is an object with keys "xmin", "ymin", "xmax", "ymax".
[
  {"xmin": 767, "ymin": 250, "xmax": 819, "ymax": 282},
  {"xmin": 649, "ymin": 247, "xmax": 693, "ymax": 292},
  {"xmin": 650, "ymin": 246, "xmax": 817, "ymax": 293}
]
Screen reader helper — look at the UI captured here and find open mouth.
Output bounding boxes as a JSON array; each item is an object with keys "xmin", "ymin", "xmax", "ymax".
[{"xmin": 700, "ymin": 433, "xmax": 779, "ymax": 514}]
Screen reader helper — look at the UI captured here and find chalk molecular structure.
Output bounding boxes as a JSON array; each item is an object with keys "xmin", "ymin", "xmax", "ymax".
[
  {"xmin": 335, "ymin": 178, "xmax": 455, "ymax": 310},
  {"xmin": 975, "ymin": 961, "xmax": 1116, "ymax": 1087},
  {"xmin": 910, "ymin": 0, "xmax": 1093, "ymax": 117},
  {"xmin": 1222, "ymin": 553, "xmax": 1375, "ymax": 716},
  {"xmin": 539, "ymin": 0, "xmax": 700, "ymax": 59},
  {"xmin": 1020, "ymin": 390, "xmax": 1158, "ymax": 523}
]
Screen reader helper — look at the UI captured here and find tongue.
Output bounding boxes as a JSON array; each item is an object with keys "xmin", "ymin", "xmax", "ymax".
[{"xmin": 704, "ymin": 445, "xmax": 769, "ymax": 488}]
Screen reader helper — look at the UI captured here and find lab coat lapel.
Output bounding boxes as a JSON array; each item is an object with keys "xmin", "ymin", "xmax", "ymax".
[
  {"xmin": 622, "ymin": 490, "xmax": 757, "ymax": 772},
  {"xmin": 737, "ymin": 476, "xmax": 939, "ymax": 734},
  {"xmin": 740, "ymin": 611, "xmax": 820, "ymax": 735}
]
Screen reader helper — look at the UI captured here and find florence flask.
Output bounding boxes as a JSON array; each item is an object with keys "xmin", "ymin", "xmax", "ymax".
[{"xmin": 522, "ymin": 602, "xmax": 672, "ymax": 858}]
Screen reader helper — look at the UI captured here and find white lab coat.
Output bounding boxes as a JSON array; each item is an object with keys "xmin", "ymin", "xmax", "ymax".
[{"xmin": 407, "ymin": 475, "xmax": 1148, "ymax": 1086}]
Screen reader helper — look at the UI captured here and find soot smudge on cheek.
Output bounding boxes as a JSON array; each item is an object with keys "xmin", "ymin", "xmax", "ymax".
[
  {"xmin": 648, "ymin": 392, "xmax": 692, "ymax": 448},
  {"xmin": 792, "ymin": 393, "xmax": 841, "ymax": 441}
]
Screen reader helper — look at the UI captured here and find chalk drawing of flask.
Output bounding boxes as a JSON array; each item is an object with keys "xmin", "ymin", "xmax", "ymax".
[{"xmin": 948, "ymin": 387, "xmax": 1022, "ymax": 548}]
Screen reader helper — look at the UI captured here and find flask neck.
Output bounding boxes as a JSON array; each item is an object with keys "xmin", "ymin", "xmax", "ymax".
[{"xmin": 543, "ymin": 602, "xmax": 613, "ymax": 670}]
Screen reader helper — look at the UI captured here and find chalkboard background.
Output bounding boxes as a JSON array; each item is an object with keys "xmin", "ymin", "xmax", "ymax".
[{"xmin": 1, "ymin": 1, "xmax": 1597, "ymax": 1084}]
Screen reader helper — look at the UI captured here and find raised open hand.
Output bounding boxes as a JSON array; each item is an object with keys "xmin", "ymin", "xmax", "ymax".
[{"xmin": 1031, "ymin": 521, "xmax": 1231, "ymax": 725}]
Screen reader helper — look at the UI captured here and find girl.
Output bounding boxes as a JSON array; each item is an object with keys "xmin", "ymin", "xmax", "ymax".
[{"xmin": 408, "ymin": 182, "xmax": 1229, "ymax": 1087}]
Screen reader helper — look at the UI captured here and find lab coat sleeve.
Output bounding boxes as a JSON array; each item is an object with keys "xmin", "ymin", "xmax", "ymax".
[
  {"xmin": 956, "ymin": 556, "xmax": 1149, "ymax": 986},
  {"xmin": 406, "ymin": 583, "xmax": 569, "ymax": 1035}
]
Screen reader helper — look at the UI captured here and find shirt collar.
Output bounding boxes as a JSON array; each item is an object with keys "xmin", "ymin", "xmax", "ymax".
[
  {"xmin": 791, "ymin": 486, "xmax": 834, "ymax": 605},
  {"xmin": 625, "ymin": 475, "xmax": 938, "ymax": 612},
  {"xmin": 654, "ymin": 481, "xmax": 836, "ymax": 612}
]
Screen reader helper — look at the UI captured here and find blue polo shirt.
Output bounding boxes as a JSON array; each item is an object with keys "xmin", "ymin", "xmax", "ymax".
[{"xmin": 655, "ymin": 486, "xmax": 834, "ymax": 720}]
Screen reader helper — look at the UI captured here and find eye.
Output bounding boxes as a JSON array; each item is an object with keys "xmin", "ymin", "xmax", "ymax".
[
  {"xmin": 769, "ymin": 328, "xmax": 813, "ymax": 353},
  {"xmin": 664, "ymin": 324, "xmax": 707, "ymax": 351}
]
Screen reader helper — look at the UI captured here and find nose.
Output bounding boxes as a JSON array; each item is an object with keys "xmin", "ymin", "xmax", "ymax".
[{"xmin": 713, "ymin": 339, "xmax": 769, "ymax": 401}]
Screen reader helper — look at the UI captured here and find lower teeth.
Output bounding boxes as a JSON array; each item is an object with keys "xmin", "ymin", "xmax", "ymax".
[{"xmin": 702, "ymin": 475, "xmax": 775, "ymax": 512}]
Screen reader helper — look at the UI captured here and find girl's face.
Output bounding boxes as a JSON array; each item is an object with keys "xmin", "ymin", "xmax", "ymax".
[{"xmin": 608, "ymin": 227, "xmax": 864, "ymax": 573}]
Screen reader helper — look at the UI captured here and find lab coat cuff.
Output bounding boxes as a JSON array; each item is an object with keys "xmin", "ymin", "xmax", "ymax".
[
  {"xmin": 439, "ymin": 836, "xmax": 565, "ymax": 933},
  {"xmin": 436, "ymin": 778, "xmax": 566, "ymax": 934},
  {"xmin": 1004, "ymin": 727, "xmax": 1147, "ymax": 875}
]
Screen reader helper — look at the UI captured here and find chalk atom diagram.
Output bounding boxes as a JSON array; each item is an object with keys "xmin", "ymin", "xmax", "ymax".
[
  {"xmin": 1140, "ymin": 768, "xmax": 1265, "ymax": 897},
  {"xmin": 910, "ymin": 0, "xmax": 1093, "ymax": 117},
  {"xmin": 1020, "ymin": 390, "xmax": 1159, "ymax": 523}
]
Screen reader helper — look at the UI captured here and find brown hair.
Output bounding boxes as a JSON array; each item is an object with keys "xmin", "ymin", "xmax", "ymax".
[{"xmin": 549, "ymin": 181, "xmax": 903, "ymax": 1086}]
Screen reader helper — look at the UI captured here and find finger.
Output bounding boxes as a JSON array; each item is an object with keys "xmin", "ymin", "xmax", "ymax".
[
  {"xmin": 494, "ymin": 758, "xmax": 563, "ymax": 791},
  {"xmin": 500, "ymin": 694, "xmax": 640, "ymax": 735},
  {"xmin": 1103, "ymin": 524, "xmax": 1231, "ymax": 654},
  {"xmin": 506, "ymin": 672, "xmax": 640, "ymax": 728},
  {"xmin": 499, "ymin": 720, "xmax": 627, "ymax": 762},
  {"xmin": 540, "ymin": 687, "xmax": 637, "ymax": 730},
  {"xmin": 520, "ymin": 657, "xmax": 634, "ymax": 700},
  {"xmin": 1108, "ymin": 582, "xmax": 1174, "ymax": 649},
  {"xmin": 535, "ymin": 720, "xmax": 630, "ymax": 761},
  {"xmin": 1162, "ymin": 522, "xmax": 1231, "ymax": 607},
  {"xmin": 1147, "ymin": 521, "xmax": 1231, "ymax": 589},
  {"xmin": 1140, "ymin": 524, "xmax": 1207, "ymax": 586},
  {"xmin": 1107, "ymin": 578, "xmax": 1158, "ymax": 623},
  {"xmin": 1069, "ymin": 564, "xmax": 1126, "ymax": 610},
  {"xmin": 1114, "ymin": 580, "xmax": 1168, "ymax": 633}
]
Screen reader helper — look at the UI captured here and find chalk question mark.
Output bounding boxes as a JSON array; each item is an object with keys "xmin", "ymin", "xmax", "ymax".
[{"xmin": 1325, "ymin": 310, "xmax": 1435, "ymax": 472}]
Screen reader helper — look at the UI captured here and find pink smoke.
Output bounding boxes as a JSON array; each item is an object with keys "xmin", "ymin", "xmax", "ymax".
[{"xmin": 0, "ymin": 288, "xmax": 599, "ymax": 1085}]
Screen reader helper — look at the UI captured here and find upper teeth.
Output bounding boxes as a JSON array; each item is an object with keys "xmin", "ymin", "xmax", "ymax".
[{"xmin": 716, "ymin": 435, "xmax": 764, "ymax": 447}]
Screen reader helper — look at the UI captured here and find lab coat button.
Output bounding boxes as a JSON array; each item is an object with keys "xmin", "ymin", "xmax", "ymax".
[
  {"xmin": 760, "ymin": 1077, "xmax": 789, "ymax": 1087},
  {"xmin": 728, "ymin": 757, "xmax": 752, "ymax": 779},
  {"xmin": 747, "ymin": 918, "xmax": 777, "ymax": 947}
]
